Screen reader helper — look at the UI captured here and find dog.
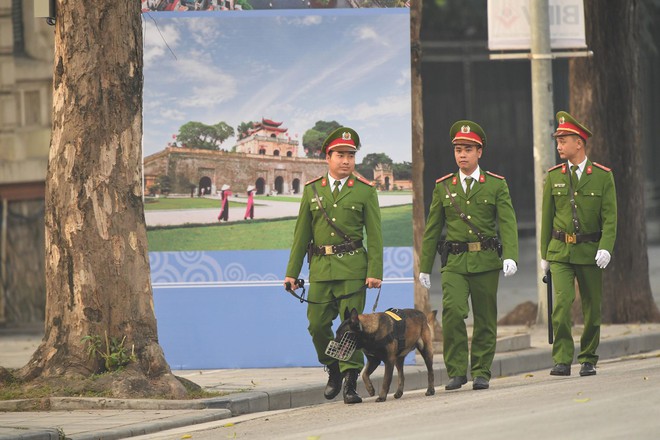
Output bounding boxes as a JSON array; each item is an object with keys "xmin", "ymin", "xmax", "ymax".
[{"xmin": 333, "ymin": 307, "xmax": 437, "ymax": 402}]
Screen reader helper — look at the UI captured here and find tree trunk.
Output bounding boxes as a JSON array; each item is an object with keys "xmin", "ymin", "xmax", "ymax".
[
  {"xmin": 18, "ymin": 1, "xmax": 187, "ymax": 397},
  {"xmin": 569, "ymin": 0, "xmax": 660, "ymax": 322},
  {"xmin": 411, "ymin": 2, "xmax": 441, "ymax": 340},
  {"xmin": 411, "ymin": 1, "xmax": 429, "ymax": 313}
]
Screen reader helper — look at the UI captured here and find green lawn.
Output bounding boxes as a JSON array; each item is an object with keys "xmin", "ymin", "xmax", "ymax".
[{"xmin": 146, "ymin": 205, "xmax": 412, "ymax": 251}]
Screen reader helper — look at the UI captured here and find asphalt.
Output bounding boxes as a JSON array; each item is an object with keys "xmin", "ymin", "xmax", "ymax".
[{"xmin": 2, "ymin": 323, "xmax": 660, "ymax": 440}]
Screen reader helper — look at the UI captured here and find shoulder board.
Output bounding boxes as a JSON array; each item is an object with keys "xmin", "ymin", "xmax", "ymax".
[
  {"xmin": 592, "ymin": 162, "xmax": 611, "ymax": 172},
  {"xmin": 486, "ymin": 171, "xmax": 505, "ymax": 180},
  {"xmin": 356, "ymin": 175, "xmax": 375, "ymax": 186},
  {"xmin": 305, "ymin": 176, "xmax": 323, "ymax": 186},
  {"xmin": 435, "ymin": 173, "xmax": 453, "ymax": 183},
  {"xmin": 547, "ymin": 164, "xmax": 563, "ymax": 172}
]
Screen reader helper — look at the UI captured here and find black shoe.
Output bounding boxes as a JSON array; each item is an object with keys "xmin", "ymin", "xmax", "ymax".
[
  {"xmin": 579, "ymin": 362, "xmax": 597, "ymax": 376},
  {"xmin": 445, "ymin": 376, "xmax": 468, "ymax": 390},
  {"xmin": 472, "ymin": 377, "xmax": 490, "ymax": 390},
  {"xmin": 343, "ymin": 369, "xmax": 363, "ymax": 404},
  {"xmin": 550, "ymin": 363, "xmax": 571, "ymax": 376},
  {"xmin": 323, "ymin": 362, "xmax": 342, "ymax": 400}
]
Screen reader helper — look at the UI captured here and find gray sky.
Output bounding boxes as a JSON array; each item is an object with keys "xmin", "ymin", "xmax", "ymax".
[{"xmin": 142, "ymin": 9, "xmax": 412, "ymax": 163}]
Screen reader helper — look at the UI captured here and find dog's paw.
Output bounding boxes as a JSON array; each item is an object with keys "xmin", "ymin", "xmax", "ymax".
[
  {"xmin": 376, "ymin": 396, "xmax": 387, "ymax": 402},
  {"xmin": 365, "ymin": 386, "xmax": 375, "ymax": 397},
  {"xmin": 394, "ymin": 391, "xmax": 403, "ymax": 399},
  {"xmin": 425, "ymin": 387, "xmax": 435, "ymax": 396}
]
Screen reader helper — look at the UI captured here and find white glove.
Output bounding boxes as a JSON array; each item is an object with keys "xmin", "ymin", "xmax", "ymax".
[
  {"xmin": 595, "ymin": 249, "xmax": 611, "ymax": 269},
  {"xmin": 541, "ymin": 259, "xmax": 550, "ymax": 273},
  {"xmin": 419, "ymin": 272, "xmax": 431, "ymax": 289},
  {"xmin": 502, "ymin": 259, "xmax": 517, "ymax": 277}
]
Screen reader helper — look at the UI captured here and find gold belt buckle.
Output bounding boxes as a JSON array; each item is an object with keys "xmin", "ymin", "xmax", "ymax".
[
  {"xmin": 324, "ymin": 245, "xmax": 334, "ymax": 255},
  {"xmin": 565, "ymin": 233, "xmax": 577, "ymax": 244},
  {"xmin": 468, "ymin": 242, "xmax": 481, "ymax": 252}
]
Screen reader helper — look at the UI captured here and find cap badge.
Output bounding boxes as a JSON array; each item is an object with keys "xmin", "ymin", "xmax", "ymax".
[
  {"xmin": 461, "ymin": 125, "xmax": 471, "ymax": 134},
  {"xmin": 342, "ymin": 132, "xmax": 352, "ymax": 140},
  {"xmin": 559, "ymin": 116, "xmax": 565, "ymax": 124}
]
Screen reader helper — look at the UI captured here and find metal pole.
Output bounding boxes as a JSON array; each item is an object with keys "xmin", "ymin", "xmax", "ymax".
[{"xmin": 531, "ymin": 0, "xmax": 555, "ymax": 325}]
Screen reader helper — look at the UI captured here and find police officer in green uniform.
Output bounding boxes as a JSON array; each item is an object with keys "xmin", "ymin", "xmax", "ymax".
[
  {"xmin": 418, "ymin": 120, "xmax": 519, "ymax": 391},
  {"xmin": 541, "ymin": 111, "xmax": 617, "ymax": 377},
  {"xmin": 284, "ymin": 127, "xmax": 383, "ymax": 404}
]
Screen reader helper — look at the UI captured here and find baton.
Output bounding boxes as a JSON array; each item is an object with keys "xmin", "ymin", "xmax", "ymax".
[{"xmin": 542, "ymin": 271, "xmax": 553, "ymax": 344}]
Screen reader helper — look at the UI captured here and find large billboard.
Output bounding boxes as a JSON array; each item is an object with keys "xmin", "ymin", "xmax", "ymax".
[{"xmin": 142, "ymin": 5, "xmax": 413, "ymax": 368}]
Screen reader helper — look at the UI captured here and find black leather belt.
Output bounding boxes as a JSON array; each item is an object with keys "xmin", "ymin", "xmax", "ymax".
[
  {"xmin": 312, "ymin": 240, "xmax": 363, "ymax": 256},
  {"xmin": 446, "ymin": 238, "xmax": 500, "ymax": 254},
  {"xmin": 552, "ymin": 229, "xmax": 601, "ymax": 244}
]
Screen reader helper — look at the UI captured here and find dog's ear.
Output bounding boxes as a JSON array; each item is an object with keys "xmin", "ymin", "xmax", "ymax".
[
  {"xmin": 343, "ymin": 307, "xmax": 352, "ymax": 321},
  {"xmin": 350, "ymin": 308, "xmax": 359, "ymax": 323}
]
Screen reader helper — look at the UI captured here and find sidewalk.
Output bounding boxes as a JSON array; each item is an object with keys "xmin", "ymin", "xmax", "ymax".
[{"xmin": 2, "ymin": 323, "xmax": 660, "ymax": 440}]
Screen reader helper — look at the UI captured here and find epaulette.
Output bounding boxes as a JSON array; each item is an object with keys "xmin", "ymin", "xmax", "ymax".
[
  {"xmin": 592, "ymin": 162, "xmax": 611, "ymax": 172},
  {"xmin": 305, "ymin": 176, "xmax": 323, "ymax": 186},
  {"xmin": 435, "ymin": 173, "xmax": 453, "ymax": 183},
  {"xmin": 356, "ymin": 175, "xmax": 375, "ymax": 186},
  {"xmin": 547, "ymin": 163, "xmax": 563, "ymax": 172},
  {"xmin": 486, "ymin": 171, "xmax": 505, "ymax": 180}
]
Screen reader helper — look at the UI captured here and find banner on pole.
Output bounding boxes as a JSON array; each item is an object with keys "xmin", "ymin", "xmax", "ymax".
[{"xmin": 488, "ymin": 0, "xmax": 586, "ymax": 51}]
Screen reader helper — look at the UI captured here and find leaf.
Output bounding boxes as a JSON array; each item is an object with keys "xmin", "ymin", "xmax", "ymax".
[
  {"xmin": 524, "ymin": 373, "xmax": 534, "ymax": 378},
  {"xmin": 223, "ymin": 423, "xmax": 235, "ymax": 427},
  {"xmin": 307, "ymin": 437, "xmax": 321, "ymax": 440},
  {"xmin": 573, "ymin": 398, "xmax": 590, "ymax": 403},
  {"xmin": 181, "ymin": 435, "xmax": 192, "ymax": 439}
]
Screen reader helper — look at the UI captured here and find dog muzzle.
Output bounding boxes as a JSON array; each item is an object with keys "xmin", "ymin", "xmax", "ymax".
[{"xmin": 325, "ymin": 332, "xmax": 357, "ymax": 361}]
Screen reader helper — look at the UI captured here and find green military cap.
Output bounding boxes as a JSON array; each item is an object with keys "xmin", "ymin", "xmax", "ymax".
[
  {"xmin": 553, "ymin": 111, "xmax": 592, "ymax": 141},
  {"xmin": 449, "ymin": 120, "xmax": 486, "ymax": 147},
  {"xmin": 323, "ymin": 127, "xmax": 361, "ymax": 154}
]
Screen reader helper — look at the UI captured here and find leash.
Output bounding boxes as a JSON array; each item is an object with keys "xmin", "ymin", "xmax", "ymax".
[{"xmin": 284, "ymin": 279, "xmax": 379, "ymax": 310}]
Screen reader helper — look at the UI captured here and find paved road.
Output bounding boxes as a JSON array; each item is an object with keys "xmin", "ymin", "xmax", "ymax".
[
  {"xmin": 144, "ymin": 193, "xmax": 412, "ymax": 226},
  {"xmin": 131, "ymin": 352, "xmax": 660, "ymax": 440}
]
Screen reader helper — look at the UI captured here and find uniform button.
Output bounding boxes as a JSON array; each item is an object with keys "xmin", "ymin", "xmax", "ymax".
[
  {"xmin": 484, "ymin": 199, "xmax": 488, "ymax": 203},
  {"xmin": 574, "ymin": 192, "xmax": 578, "ymax": 196},
  {"xmin": 469, "ymin": 230, "xmax": 473, "ymax": 234},
  {"xmin": 591, "ymin": 192, "xmax": 594, "ymax": 196},
  {"xmin": 467, "ymin": 215, "xmax": 472, "ymax": 219},
  {"xmin": 466, "ymin": 201, "xmax": 471, "ymax": 205},
  {"xmin": 332, "ymin": 218, "xmax": 336, "ymax": 221},
  {"xmin": 333, "ymin": 204, "xmax": 337, "ymax": 208},
  {"xmin": 351, "ymin": 206, "xmax": 355, "ymax": 209},
  {"xmin": 331, "ymin": 232, "xmax": 335, "ymax": 236}
]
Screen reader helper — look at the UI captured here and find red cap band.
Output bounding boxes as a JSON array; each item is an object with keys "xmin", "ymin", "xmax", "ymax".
[
  {"xmin": 555, "ymin": 121, "xmax": 590, "ymax": 140},
  {"xmin": 452, "ymin": 131, "xmax": 483, "ymax": 146},
  {"xmin": 326, "ymin": 137, "xmax": 357, "ymax": 153}
]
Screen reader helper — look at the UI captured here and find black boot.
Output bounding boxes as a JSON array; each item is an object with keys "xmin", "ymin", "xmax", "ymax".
[
  {"xmin": 324, "ymin": 362, "xmax": 342, "ymax": 400},
  {"xmin": 343, "ymin": 369, "xmax": 362, "ymax": 404}
]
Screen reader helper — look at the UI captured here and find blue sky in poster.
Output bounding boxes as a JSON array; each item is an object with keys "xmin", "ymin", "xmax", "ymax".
[{"xmin": 142, "ymin": 9, "xmax": 412, "ymax": 163}]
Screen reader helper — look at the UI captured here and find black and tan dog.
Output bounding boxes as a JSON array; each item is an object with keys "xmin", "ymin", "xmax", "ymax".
[{"xmin": 334, "ymin": 307, "xmax": 437, "ymax": 402}]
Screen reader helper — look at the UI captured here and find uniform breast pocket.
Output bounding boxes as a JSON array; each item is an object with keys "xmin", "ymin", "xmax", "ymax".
[
  {"xmin": 552, "ymin": 187, "xmax": 570, "ymax": 209},
  {"xmin": 475, "ymin": 194, "xmax": 496, "ymax": 215},
  {"xmin": 441, "ymin": 197, "xmax": 458, "ymax": 219},
  {"xmin": 309, "ymin": 199, "xmax": 328, "ymax": 217},
  {"xmin": 342, "ymin": 202, "xmax": 364, "ymax": 220},
  {"xmin": 579, "ymin": 189, "xmax": 602, "ymax": 212}
]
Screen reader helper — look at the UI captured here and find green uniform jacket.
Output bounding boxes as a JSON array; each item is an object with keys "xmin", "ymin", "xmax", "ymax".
[
  {"xmin": 420, "ymin": 170, "xmax": 519, "ymax": 275},
  {"xmin": 286, "ymin": 173, "xmax": 383, "ymax": 282},
  {"xmin": 541, "ymin": 160, "xmax": 617, "ymax": 264}
]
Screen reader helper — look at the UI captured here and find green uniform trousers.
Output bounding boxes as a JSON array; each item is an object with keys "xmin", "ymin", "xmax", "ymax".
[
  {"xmin": 551, "ymin": 262, "xmax": 602, "ymax": 365},
  {"xmin": 307, "ymin": 279, "xmax": 366, "ymax": 372},
  {"xmin": 441, "ymin": 269, "xmax": 499, "ymax": 380}
]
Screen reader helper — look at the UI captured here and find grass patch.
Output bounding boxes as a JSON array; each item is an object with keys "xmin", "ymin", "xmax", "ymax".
[{"xmin": 146, "ymin": 204, "xmax": 412, "ymax": 251}]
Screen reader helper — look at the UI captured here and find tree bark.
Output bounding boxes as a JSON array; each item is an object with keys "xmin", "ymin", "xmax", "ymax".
[
  {"xmin": 569, "ymin": 0, "xmax": 660, "ymax": 322},
  {"xmin": 411, "ymin": 1, "xmax": 429, "ymax": 313},
  {"xmin": 18, "ymin": 1, "xmax": 187, "ymax": 397}
]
